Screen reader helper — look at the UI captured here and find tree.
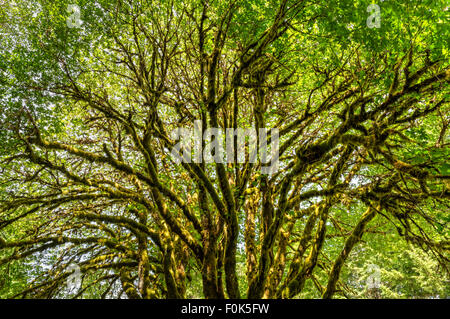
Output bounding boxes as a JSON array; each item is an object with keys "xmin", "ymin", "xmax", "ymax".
[{"xmin": 0, "ymin": 0, "xmax": 448, "ymax": 298}]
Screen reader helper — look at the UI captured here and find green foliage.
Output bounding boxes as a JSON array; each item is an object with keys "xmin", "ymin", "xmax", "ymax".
[{"xmin": 0, "ymin": 0, "xmax": 448, "ymax": 299}]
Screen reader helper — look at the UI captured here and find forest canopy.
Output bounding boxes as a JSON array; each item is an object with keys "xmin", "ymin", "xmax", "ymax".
[{"xmin": 0, "ymin": 0, "xmax": 449, "ymax": 299}]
